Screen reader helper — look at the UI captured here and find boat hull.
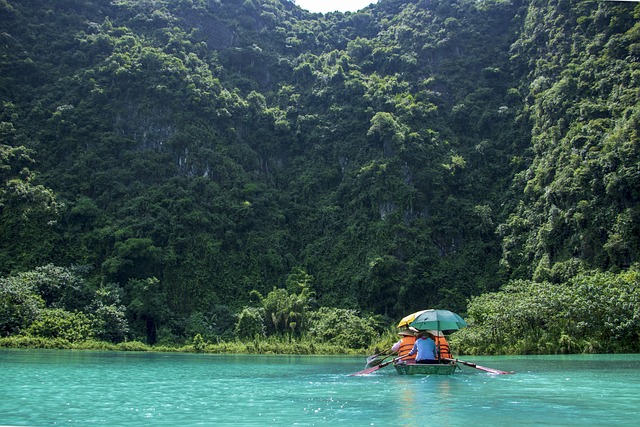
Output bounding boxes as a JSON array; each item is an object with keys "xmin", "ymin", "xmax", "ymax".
[{"xmin": 393, "ymin": 362, "xmax": 458, "ymax": 375}]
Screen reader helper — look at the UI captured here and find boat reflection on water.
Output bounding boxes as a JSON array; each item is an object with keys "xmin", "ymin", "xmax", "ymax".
[{"xmin": 396, "ymin": 375, "xmax": 456, "ymax": 425}]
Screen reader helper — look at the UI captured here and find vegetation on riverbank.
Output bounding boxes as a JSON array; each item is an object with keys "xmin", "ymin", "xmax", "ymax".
[
  {"xmin": 451, "ymin": 268, "xmax": 640, "ymax": 355},
  {"xmin": 2, "ymin": 248, "xmax": 638, "ymax": 357},
  {"xmin": 0, "ymin": 263, "xmax": 396, "ymax": 354},
  {"xmin": 5, "ymin": 267, "xmax": 639, "ymax": 357},
  {"xmin": 0, "ymin": 335, "xmax": 362, "ymax": 355}
]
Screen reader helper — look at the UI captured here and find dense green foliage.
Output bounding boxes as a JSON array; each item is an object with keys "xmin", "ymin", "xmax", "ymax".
[
  {"xmin": 452, "ymin": 268, "xmax": 640, "ymax": 355},
  {"xmin": 501, "ymin": 0, "xmax": 640, "ymax": 281},
  {"xmin": 1, "ymin": 0, "xmax": 639, "ymax": 353}
]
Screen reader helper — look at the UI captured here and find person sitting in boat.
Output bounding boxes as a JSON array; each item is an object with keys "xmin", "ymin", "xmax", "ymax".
[
  {"xmin": 434, "ymin": 334, "xmax": 452, "ymax": 360},
  {"xmin": 391, "ymin": 329, "xmax": 416, "ymax": 363},
  {"xmin": 407, "ymin": 332, "xmax": 438, "ymax": 364}
]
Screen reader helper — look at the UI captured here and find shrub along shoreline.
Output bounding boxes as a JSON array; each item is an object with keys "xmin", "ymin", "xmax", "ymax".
[{"xmin": 0, "ymin": 335, "xmax": 375, "ymax": 355}]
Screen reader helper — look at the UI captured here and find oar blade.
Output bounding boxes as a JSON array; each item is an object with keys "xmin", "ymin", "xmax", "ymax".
[
  {"xmin": 349, "ymin": 365, "xmax": 384, "ymax": 376},
  {"xmin": 349, "ymin": 355, "xmax": 410, "ymax": 376},
  {"xmin": 349, "ymin": 357, "xmax": 399, "ymax": 376},
  {"xmin": 473, "ymin": 364, "xmax": 515, "ymax": 375},
  {"xmin": 366, "ymin": 353, "xmax": 391, "ymax": 368},
  {"xmin": 444, "ymin": 358, "xmax": 514, "ymax": 375}
]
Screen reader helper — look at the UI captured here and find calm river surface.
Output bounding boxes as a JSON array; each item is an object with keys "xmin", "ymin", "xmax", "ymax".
[{"xmin": 1, "ymin": 349, "xmax": 638, "ymax": 426}]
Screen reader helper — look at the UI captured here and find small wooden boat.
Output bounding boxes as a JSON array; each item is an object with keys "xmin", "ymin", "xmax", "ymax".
[{"xmin": 394, "ymin": 361, "xmax": 459, "ymax": 375}]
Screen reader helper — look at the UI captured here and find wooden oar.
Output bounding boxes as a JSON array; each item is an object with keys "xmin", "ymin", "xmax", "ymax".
[
  {"xmin": 350, "ymin": 355, "xmax": 408, "ymax": 376},
  {"xmin": 444, "ymin": 358, "xmax": 514, "ymax": 375}
]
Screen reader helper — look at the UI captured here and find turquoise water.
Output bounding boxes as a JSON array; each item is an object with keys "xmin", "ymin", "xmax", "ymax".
[{"xmin": 1, "ymin": 350, "xmax": 639, "ymax": 426}]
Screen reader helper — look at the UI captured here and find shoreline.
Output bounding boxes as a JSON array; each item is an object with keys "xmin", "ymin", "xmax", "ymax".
[{"xmin": 0, "ymin": 336, "xmax": 368, "ymax": 356}]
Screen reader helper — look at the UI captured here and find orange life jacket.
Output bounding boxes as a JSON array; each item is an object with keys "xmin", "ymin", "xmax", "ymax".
[
  {"xmin": 398, "ymin": 335, "xmax": 416, "ymax": 362},
  {"xmin": 435, "ymin": 335, "xmax": 452, "ymax": 360}
]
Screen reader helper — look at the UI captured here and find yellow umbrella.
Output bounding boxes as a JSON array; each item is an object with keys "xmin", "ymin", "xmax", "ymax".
[{"xmin": 397, "ymin": 310, "xmax": 427, "ymax": 328}]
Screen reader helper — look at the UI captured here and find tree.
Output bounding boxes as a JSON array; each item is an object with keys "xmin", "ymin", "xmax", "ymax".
[
  {"xmin": 0, "ymin": 145, "xmax": 60, "ymax": 274},
  {"xmin": 88, "ymin": 283, "xmax": 129, "ymax": 343},
  {"xmin": 126, "ymin": 277, "xmax": 169, "ymax": 344},
  {"xmin": 250, "ymin": 270, "xmax": 315, "ymax": 336},
  {"xmin": 13, "ymin": 264, "xmax": 90, "ymax": 311},
  {"xmin": 367, "ymin": 111, "xmax": 407, "ymax": 157},
  {"xmin": 307, "ymin": 307, "xmax": 382, "ymax": 350},
  {"xmin": 235, "ymin": 306, "xmax": 266, "ymax": 339},
  {"xmin": 26, "ymin": 308, "xmax": 94, "ymax": 342},
  {"xmin": 0, "ymin": 275, "xmax": 45, "ymax": 336}
]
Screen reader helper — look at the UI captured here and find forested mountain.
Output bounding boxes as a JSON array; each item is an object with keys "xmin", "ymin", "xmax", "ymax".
[{"xmin": 1, "ymin": 0, "xmax": 638, "ymax": 349}]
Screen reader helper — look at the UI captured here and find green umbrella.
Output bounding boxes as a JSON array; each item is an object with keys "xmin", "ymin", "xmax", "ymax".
[{"xmin": 408, "ymin": 309, "xmax": 467, "ymax": 333}]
